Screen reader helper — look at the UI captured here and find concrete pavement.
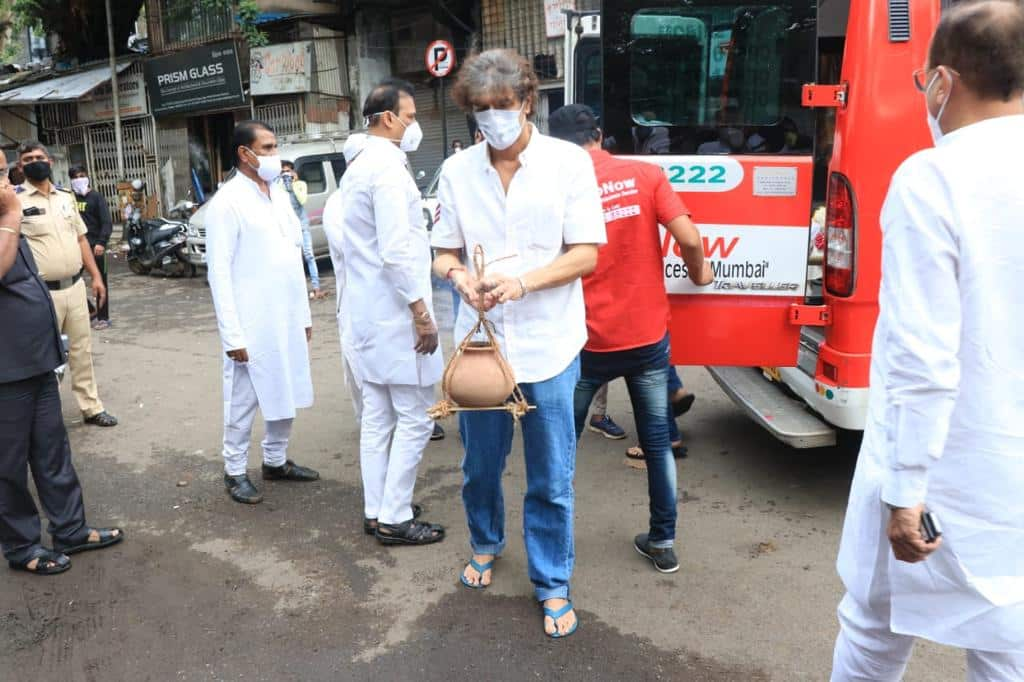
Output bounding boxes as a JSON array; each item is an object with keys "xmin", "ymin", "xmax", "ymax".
[{"xmin": 0, "ymin": 259, "xmax": 965, "ymax": 681}]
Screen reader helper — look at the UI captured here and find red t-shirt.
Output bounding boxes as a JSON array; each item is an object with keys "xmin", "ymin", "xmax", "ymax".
[{"xmin": 582, "ymin": 149, "xmax": 690, "ymax": 353}]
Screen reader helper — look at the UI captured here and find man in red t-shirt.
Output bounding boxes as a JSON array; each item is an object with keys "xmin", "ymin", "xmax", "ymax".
[{"xmin": 549, "ymin": 105, "xmax": 712, "ymax": 574}]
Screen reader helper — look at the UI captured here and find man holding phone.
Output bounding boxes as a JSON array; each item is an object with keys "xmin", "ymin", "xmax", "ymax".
[{"xmin": 831, "ymin": 3, "xmax": 1024, "ymax": 679}]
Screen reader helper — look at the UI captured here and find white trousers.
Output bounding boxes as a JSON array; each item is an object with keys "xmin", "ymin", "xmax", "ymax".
[
  {"xmin": 832, "ymin": 592, "xmax": 1024, "ymax": 682},
  {"xmin": 360, "ymin": 381, "xmax": 434, "ymax": 525},
  {"xmin": 223, "ymin": 363, "xmax": 293, "ymax": 476},
  {"xmin": 343, "ymin": 354, "xmax": 364, "ymax": 422}
]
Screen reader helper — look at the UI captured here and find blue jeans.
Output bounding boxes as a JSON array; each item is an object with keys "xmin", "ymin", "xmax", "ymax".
[
  {"xmin": 301, "ymin": 226, "xmax": 320, "ymax": 290},
  {"xmin": 459, "ymin": 357, "xmax": 580, "ymax": 602},
  {"xmin": 667, "ymin": 364, "xmax": 683, "ymax": 443},
  {"xmin": 573, "ymin": 334, "xmax": 677, "ymax": 547}
]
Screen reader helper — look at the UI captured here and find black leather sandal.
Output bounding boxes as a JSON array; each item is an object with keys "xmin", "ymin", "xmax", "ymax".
[
  {"xmin": 9, "ymin": 548, "xmax": 71, "ymax": 575},
  {"xmin": 54, "ymin": 527, "xmax": 124, "ymax": 555},
  {"xmin": 375, "ymin": 519, "xmax": 445, "ymax": 546},
  {"xmin": 364, "ymin": 503, "xmax": 423, "ymax": 535}
]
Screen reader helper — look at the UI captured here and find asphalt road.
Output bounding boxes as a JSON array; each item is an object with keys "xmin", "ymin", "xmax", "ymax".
[{"xmin": 0, "ymin": 258, "xmax": 966, "ymax": 681}]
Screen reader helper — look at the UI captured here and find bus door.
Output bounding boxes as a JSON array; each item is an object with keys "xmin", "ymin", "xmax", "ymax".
[{"xmin": 602, "ymin": 0, "xmax": 819, "ymax": 367}]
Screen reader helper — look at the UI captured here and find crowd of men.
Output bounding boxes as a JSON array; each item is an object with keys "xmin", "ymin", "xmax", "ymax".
[{"xmin": 1, "ymin": 0, "xmax": 1021, "ymax": 672}]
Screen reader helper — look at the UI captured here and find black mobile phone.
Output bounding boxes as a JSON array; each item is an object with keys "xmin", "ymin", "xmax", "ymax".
[{"xmin": 920, "ymin": 511, "xmax": 942, "ymax": 544}]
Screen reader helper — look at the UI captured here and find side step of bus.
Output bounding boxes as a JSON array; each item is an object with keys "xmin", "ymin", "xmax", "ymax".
[{"xmin": 706, "ymin": 366, "xmax": 837, "ymax": 449}]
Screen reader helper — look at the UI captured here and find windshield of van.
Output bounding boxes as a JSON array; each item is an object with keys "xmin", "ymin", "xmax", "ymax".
[{"xmin": 621, "ymin": 1, "xmax": 816, "ymax": 155}]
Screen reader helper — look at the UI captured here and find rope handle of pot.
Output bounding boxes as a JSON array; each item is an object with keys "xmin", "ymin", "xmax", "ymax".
[{"xmin": 427, "ymin": 245, "xmax": 534, "ymax": 421}]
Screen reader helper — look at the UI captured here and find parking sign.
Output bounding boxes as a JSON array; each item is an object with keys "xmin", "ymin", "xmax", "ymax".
[{"xmin": 425, "ymin": 40, "xmax": 456, "ymax": 78}]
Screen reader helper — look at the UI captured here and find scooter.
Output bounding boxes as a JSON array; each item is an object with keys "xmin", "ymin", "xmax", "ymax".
[{"xmin": 124, "ymin": 198, "xmax": 196, "ymax": 277}]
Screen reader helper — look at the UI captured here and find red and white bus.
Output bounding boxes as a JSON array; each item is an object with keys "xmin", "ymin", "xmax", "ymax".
[{"xmin": 565, "ymin": 1, "xmax": 946, "ymax": 447}]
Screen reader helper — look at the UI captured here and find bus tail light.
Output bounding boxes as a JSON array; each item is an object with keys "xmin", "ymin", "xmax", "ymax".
[{"xmin": 825, "ymin": 172, "xmax": 856, "ymax": 297}]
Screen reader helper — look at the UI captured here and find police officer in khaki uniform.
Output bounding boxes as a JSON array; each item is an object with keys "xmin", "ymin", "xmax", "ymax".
[{"xmin": 16, "ymin": 141, "xmax": 117, "ymax": 427}]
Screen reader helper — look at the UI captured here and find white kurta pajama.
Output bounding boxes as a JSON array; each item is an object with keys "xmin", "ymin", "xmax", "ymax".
[
  {"xmin": 323, "ymin": 189, "xmax": 364, "ymax": 421},
  {"xmin": 833, "ymin": 116, "xmax": 1024, "ymax": 681},
  {"xmin": 334, "ymin": 135, "xmax": 442, "ymax": 525},
  {"xmin": 205, "ymin": 173, "xmax": 314, "ymax": 476}
]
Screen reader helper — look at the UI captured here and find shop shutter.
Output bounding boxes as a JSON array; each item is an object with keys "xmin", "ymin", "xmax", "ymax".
[{"xmin": 407, "ymin": 82, "xmax": 472, "ymax": 190}]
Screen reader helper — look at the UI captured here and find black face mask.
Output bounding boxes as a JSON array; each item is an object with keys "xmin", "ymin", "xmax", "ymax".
[{"xmin": 22, "ymin": 161, "xmax": 51, "ymax": 182}]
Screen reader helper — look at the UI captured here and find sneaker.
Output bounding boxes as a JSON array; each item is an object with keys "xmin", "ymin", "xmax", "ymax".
[
  {"xmin": 634, "ymin": 533, "xmax": 680, "ymax": 574},
  {"xmin": 91, "ymin": 319, "xmax": 111, "ymax": 330},
  {"xmin": 431, "ymin": 423, "xmax": 445, "ymax": 441},
  {"xmin": 588, "ymin": 415, "xmax": 627, "ymax": 440}
]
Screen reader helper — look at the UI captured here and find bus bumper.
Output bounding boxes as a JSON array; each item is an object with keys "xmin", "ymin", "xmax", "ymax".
[
  {"xmin": 776, "ymin": 366, "xmax": 870, "ymax": 431},
  {"xmin": 706, "ymin": 366, "xmax": 837, "ymax": 449}
]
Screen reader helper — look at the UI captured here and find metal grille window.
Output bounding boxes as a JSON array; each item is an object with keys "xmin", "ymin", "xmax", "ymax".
[
  {"xmin": 255, "ymin": 100, "xmax": 304, "ymax": 137},
  {"xmin": 481, "ymin": 0, "xmax": 565, "ymax": 81},
  {"xmin": 88, "ymin": 120, "xmax": 158, "ymax": 220},
  {"xmin": 39, "ymin": 104, "xmax": 80, "ymax": 145},
  {"xmin": 152, "ymin": 0, "xmax": 235, "ymax": 52}
]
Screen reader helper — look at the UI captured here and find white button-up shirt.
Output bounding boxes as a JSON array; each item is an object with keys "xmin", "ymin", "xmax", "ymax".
[
  {"xmin": 837, "ymin": 115, "xmax": 1024, "ymax": 650},
  {"xmin": 431, "ymin": 126, "xmax": 606, "ymax": 384},
  {"xmin": 331, "ymin": 135, "xmax": 442, "ymax": 387}
]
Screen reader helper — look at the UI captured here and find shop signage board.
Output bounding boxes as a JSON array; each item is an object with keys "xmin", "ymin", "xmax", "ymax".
[
  {"xmin": 77, "ymin": 69, "xmax": 148, "ymax": 122},
  {"xmin": 251, "ymin": 42, "xmax": 312, "ymax": 96},
  {"xmin": 144, "ymin": 41, "xmax": 245, "ymax": 116}
]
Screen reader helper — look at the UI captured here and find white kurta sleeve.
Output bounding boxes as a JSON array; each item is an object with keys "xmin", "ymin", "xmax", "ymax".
[
  {"xmin": 204, "ymin": 197, "xmax": 247, "ymax": 352},
  {"xmin": 878, "ymin": 160, "xmax": 962, "ymax": 509},
  {"xmin": 430, "ymin": 163, "xmax": 465, "ymax": 250},
  {"xmin": 323, "ymin": 192, "xmax": 346, "ymax": 315},
  {"xmin": 371, "ymin": 170, "xmax": 425, "ymax": 305},
  {"xmin": 562, "ymin": 148, "xmax": 607, "ymax": 246}
]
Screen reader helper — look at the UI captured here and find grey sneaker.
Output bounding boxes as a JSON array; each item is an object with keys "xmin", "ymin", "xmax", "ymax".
[{"xmin": 634, "ymin": 534, "xmax": 679, "ymax": 574}]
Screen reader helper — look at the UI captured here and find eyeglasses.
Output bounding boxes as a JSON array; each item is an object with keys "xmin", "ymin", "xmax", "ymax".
[{"xmin": 912, "ymin": 67, "xmax": 960, "ymax": 92}]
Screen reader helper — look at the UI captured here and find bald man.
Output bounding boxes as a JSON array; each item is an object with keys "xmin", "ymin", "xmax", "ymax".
[{"xmin": 831, "ymin": 3, "xmax": 1024, "ymax": 679}]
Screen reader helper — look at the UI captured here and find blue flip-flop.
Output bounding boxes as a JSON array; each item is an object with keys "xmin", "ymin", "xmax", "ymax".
[
  {"xmin": 459, "ymin": 558, "xmax": 494, "ymax": 589},
  {"xmin": 543, "ymin": 601, "xmax": 578, "ymax": 639}
]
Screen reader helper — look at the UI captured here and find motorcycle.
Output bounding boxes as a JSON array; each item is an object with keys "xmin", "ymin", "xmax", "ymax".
[{"xmin": 124, "ymin": 197, "xmax": 197, "ymax": 278}]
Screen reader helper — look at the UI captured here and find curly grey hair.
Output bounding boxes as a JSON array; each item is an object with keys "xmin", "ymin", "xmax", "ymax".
[{"xmin": 451, "ymin": 49, "xmax": 539, "ymax": 114}]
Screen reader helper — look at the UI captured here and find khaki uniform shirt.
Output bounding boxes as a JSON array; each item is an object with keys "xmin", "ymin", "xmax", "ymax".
[{"xmin": 17, "ymin": 182, "xmax": 87, "ymax": 282}]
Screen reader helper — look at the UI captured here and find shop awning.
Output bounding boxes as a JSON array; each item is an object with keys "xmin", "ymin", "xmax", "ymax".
[{"xmin": 0, "ymin": 62, "xmax": 132, "ymax": 105}]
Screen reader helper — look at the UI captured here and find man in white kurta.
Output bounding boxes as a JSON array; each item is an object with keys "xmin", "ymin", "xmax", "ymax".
[
  {"xmin": 336, "ymin": 81, "xmax": 444, "ymax": 544},
  {"xmin": 324, "ymin": 133, "xmax": 368, "ymax": 422},
  {"xmin": 832, "ymin": 4, "xmax": 1024, "ymax": 679},
  {"xmin": 206, "ymin": 121, "xmax": 320, "ymax": 505}
]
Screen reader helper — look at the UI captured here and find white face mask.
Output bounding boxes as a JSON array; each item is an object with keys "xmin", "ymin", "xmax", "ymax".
[
  {"xmin": 925, "ymin": 71, "xmax": 953, "ymax": 145},
  {"xmin": 245, "ymin": 147, "xmax": 282, "ymax": 182},
  {"xmin": 396, "ymin": 118, "xmax": 423, "ymax": 153},
  {"xmin": 475, "ymin": 105, "xmax": 526, "ymax": 150},
  {"xmin": 71, "ymin": 177, "xmax": 90, "ymax": 195}
]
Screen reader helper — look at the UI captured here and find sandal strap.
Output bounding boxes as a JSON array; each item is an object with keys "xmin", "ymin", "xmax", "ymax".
[
  {"xmin": 19, "ymin": 548, "xmax": 69, "ymax": 571},
  {"xmin": 467, "ymin": 558, "xmax": 493, "ymax": 574},
  {"xmin": 543, "ymin": 602, "xmax": 574, "ymax": 620},
  {"xmin": 378, "ymin": 519, "xmax": 442, "ymax": 541}
]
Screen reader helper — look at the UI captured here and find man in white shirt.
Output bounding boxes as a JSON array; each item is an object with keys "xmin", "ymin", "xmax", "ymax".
[
  {"xmin": 324, "ymin": 133, "xmax": 367, "ymax": 422},
  {"xmin": 334, "ymin": 80, "xmax": 445, "ymax": 546},
  {"xmin": 832, "ymin": 3, "xmax": 1024, "ymax": 679},
  {"xmin": 432, "ymin": 49, "xmax": 606, "ymax": 639},
  {"xmin": 205, "ymin": 121, "xmax": 320, "ymax": 505}
]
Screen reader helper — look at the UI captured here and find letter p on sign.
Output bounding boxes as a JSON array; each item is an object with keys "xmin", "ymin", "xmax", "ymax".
[{"xmin": 426, "ymin": 40, "xmax": 456, "ymax": 78}]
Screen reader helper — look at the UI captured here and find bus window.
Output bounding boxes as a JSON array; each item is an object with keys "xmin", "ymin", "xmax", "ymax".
[
  {"xmin": 606, "ymin": 1, "xmax": 816, "ymax": 156},
  {"xmin": 575, "ymin": 37, "xmax": 603, "ymax": 119}
]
